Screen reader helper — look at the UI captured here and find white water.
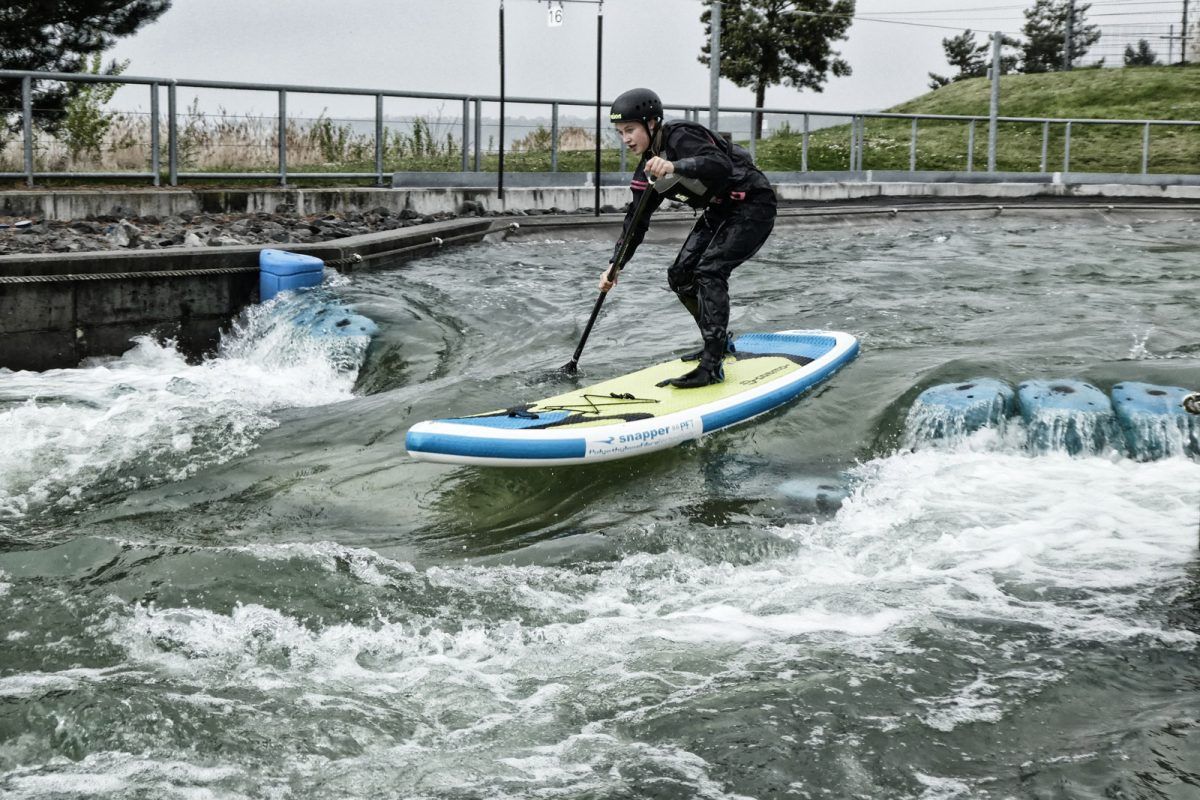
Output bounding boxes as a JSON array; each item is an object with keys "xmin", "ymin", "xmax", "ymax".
[
  {"xmin": 0, "ymin": 289, "xmax": 371, "ymax": 526},
  {"xmin": 10, "ymin": 442, "xmax": 1188, "ymax": 797}
]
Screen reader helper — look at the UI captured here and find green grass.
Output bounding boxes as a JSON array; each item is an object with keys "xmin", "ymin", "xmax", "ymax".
[{"xmin": 753, "ymin": 65, "xmax": 1200, "ymax": 174}]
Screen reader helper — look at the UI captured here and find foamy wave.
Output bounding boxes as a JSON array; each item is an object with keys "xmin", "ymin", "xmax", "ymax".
[{"xmin": 0, "ymin": 290, "xmax": 372, "ymax": 524}]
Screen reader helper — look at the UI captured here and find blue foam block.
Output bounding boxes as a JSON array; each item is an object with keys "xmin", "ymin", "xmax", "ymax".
[
  {"xmin": 1111, "ymin": 382, "xmax": 1199, "ymax": 460},
  {"xmin": 259, "ymin": 249, "xmax": 325, "ymax": 301},
  {"xmin": 907, "ymin": 378, "xmax": 1016, "ymax": 442},
  {"xmin": 1016, "ymin": 379, "xmax": 1122, "ymax": 455}
]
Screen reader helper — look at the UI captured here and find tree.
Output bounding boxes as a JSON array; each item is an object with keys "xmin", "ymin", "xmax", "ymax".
[
  {"xmin": 1020, "ymin": 0, "xmax": 1101, "ymax": 73},
  {"xmin": 699, "ymin": 0, "xmax": 854, "ymax": 139},
  {"xmin": 921, "ymin": 29, "xmax": 1017, "ymax": 89},
  {"xmin": 929, "ymin": 30, "xmax": 1021, "ymax": 90},
  {"xmin": 1123, "ymin": 39, "xmax": 1158, "ymax": 67},
  {"xmin": 1, "ymin": 1, "xmax": 170, "ymax": 134},
  {"xmin": 62, "ymin": 53, "xmax": 129, "ymax": 160}
]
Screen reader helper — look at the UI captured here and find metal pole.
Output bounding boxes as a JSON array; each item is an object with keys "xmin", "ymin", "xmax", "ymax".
[
  {"xmin": 498, "ymin": 0, "xmax": 505, "ymax": 199},
  {"xmin": 802, "ymin": 113, "xmax": 809, "ymax": 172},
  {"xmin": 967, "ymin": 120, "xmax": 976, "ymax": 172},
  {"xmin": 619, "ymin": 137, "xmax": 627, "ymax": 172},
  {"xmin": 595, "ymin": 1, "xmax": 603, "ymax": 216},
  {"xmin": 849, "ymin": 115, "xmax": 857, "ymax": 171},
  {"xmin": 550, "ymin": 101, "xmax": 559, "ymax": 172},
  {"xmin": 473, "ymin": 98, "xmax": 482, "ymax": 171},
  {"xmin": 988, "ymin": 30, "xmax": 1001, "ymax": 172},
  {"xmin": 909, "ymin": 117, "xmax": 917, "ymax": 172},
  {"xmin": 1064, "ymin": 121, "xmax": 1072, "ymax": 174},
  {"xmin": 461, "ymin": 97, "xmax": 470, "ymax": 171},
  {"xmin": 1142, "ymin": 122, "xmax": 1151, "ymax": 174},
  {"xmin": 709, "ymin": 0, "xmax": 721, "ymax": 131},
  {"xmin": 150, "ymin": 82, "xmax": 160, "ymax": 186},
  {"xmin": 857, "ymin": 116, "xmax": 865, "ymax": 170},
  {"xmin": 1040, "ymin": 120, "xmax": 1049, "ymax": 171},
  {"xmin": 1169, "ymin": 24, "xmax": 1175, "ymax": 65},
  {"xmin": 1064, "ymin": 0, "xmax": 1074, "ymax": 70},
  {"xmin": 168, "ymin": 81, "xmax": 178, "ymax": 185},
  {"xmin": 1183, "ymin": 0, "xmax": 1190, "ymax": 66},
  {"xmin": 21, "ymin": 75, "xmax": 33, "ymax": 187},
  {"xmin": 750, "ymin": 110, "xmax": 758, "ymax": 162},
  {"xmin": 375, "ymin": 94, "xmax": 384, "ymax": 186},
  {"xmin": 278, "ymin": 89, "xmax": 287, "ymax": 186}
]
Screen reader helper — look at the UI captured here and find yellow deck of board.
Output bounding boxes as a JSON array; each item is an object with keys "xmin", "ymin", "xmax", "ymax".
[{"xmin": 468, "ymin": 354, "xmax": 803, "ymax": 430}]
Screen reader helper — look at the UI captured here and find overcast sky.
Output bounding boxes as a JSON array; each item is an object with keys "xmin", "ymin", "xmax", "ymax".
[{"xmin": 105, "ymin": 0, "xmax": 1191, "ymax": 121}]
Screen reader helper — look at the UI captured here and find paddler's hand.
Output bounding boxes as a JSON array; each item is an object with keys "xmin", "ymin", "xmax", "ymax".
[
  {"xmin": 645, "ymin": 156, "xmax": 675, "ymax": 179},
  {"xmin": 599, "ymin": 264, "xmax": 619, "ymax": 293}
]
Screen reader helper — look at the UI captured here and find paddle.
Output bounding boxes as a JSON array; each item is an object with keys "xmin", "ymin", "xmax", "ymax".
[{"xmin": 559, "ymin": 183, "xmax": 658, "ymax": 376}]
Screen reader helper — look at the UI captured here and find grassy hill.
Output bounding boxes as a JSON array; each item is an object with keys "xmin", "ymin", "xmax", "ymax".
[{"xmin": 753, "ymin": 65, "xmax": 1200, "ymax": 174}]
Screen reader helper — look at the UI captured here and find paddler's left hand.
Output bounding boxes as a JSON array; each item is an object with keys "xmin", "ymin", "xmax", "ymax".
[{"xmin": 645, "ymin": 157, "xmax": 675, "ymax": 179}]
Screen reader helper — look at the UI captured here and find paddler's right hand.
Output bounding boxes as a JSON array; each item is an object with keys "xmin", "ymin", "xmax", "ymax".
[{"xmin": 598, "ymin": 264, "xmax": 619, "ymax": 293}]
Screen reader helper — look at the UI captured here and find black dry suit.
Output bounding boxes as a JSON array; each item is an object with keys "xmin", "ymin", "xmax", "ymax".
[{"xmin": 612, "ymin": 119, "xmax": 777, "ymax": 373}]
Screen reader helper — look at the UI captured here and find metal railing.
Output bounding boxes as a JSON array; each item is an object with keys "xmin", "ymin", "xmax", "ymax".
[{"xmin": 4, "ymin": 68, "xmax": 1200, "ymax": 187}]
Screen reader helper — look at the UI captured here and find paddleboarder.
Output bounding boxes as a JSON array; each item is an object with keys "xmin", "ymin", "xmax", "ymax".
[{"xmin": 599, "ymin": 88, "xmax": 777, "ymax": 389}]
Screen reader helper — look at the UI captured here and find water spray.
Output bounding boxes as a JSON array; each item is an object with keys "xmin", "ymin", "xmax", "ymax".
[{"xmin": 1187, "ymin": 393, "xmax": 1200, "ymax": 543}]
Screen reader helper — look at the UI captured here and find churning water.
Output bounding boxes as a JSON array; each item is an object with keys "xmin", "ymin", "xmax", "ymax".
[{"xmin": 1, "ymin": 208, "xmax": 1198, "ymax": 799}]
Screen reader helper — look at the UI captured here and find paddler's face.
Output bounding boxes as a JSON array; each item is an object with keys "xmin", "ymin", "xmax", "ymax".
[{"xmin": 614, "ymin": 120, "xmax": 653, "ymax": 155}]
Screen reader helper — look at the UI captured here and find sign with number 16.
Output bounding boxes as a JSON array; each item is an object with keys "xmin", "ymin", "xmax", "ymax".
[{"xmin": 548, "ymin": 2, "xmax": 564, "ymax": 26}]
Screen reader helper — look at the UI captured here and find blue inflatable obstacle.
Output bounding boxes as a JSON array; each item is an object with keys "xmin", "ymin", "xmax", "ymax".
[
  {"xmin": 260, "ymin": 249, "xmax": 325, "ymax": 301},
  {"xmin": 281, "ymin": 291, "xmax": 379, "ymax": 339},
  {"xmin": 906, "ymin": 377, "xmax": 1199, "ymax": 460},
  {"xmin": 906, "ymin": 378, "xmax": 1016, "ymax": 444},
  {"xmin": 1111, "ymin": 382, "xmax": 1200, "ymax": 460},
  {"xmin": 1017, "ymin": 379, "xmax": 1123, "ymax": 456}
]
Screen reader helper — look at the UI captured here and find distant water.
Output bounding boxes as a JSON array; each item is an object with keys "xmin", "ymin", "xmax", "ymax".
[{"xmin": 1, "ymin": 208, "xmax": 1198, "ymax": 799}]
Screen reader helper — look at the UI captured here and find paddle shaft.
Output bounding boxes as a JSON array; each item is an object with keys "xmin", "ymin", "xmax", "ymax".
[{"xmin": 564, "ymin": 186, "xmax": 658, "ymax": 371}]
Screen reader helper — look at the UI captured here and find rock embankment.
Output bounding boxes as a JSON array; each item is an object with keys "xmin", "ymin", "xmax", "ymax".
[{"xmin": 0, "ymin": 202, "xmax": 617, "ymax": 256}]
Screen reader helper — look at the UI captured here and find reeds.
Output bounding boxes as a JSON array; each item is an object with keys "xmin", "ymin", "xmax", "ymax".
[{"xmin": 0, "ymin": 100, "xmax": 467, "ymax": 173}]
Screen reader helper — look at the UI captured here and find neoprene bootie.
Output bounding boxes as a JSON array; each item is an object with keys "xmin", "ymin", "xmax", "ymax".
[
  {"xmin": 656, "ymin": 361, "xmax": 724, "ymax": 389},
  {"xmin": 681, "ymin": 337, "xmax": 736, "ymax": 362}
]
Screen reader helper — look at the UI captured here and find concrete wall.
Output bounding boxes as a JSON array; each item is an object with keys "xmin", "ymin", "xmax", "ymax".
[
  {"xmin": 0, "ymin": 218, "xmax": 495, "ymax": 371},
  {"xmin": 9, "ymin": 172, "xmax": 1200, "ymax": 222},
  {"xmin": 0, "ymin": 186, "xmax": 632, "ymax": 221}
]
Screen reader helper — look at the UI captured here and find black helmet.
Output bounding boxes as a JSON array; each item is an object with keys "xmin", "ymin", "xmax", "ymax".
[{"xmin": 609, "ymin": 88, "xmax": 663, "ymax": 125}]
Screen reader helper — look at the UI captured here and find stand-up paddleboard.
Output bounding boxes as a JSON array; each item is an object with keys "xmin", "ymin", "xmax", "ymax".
[{"xmin": 406, "ymin": 330, "xmax": 859, "ymax": 466}]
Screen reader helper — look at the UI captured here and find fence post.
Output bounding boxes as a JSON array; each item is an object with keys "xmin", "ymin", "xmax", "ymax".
[
  {"xmin": 802, "ymin": 113, "xmax": 809, "ymax": 172},
  {"xmin": 168, "ymin": 81, "xmax": 178, "ymax": 186},
  {"xmin": 473, "ymin": 98, "xmax": 482, "ymax": 171},
  {"xmin": 1040, "ymin": 120, "xmax": 1049, "ymax": 172},
  {"xmin": 909, "ymin": 117, "xmax": 917, "ymax": 172},
  {"xmin": 1063, "ymin": 120, "xmax": 1072, "ymax": 175},
  {"xmin": 461, "ymin": 97, "xmax": 470, "ymax": 172},
  {"xmin": 21, "ymin": 76, "xmax": 33, "ymax": 187},
  {"xmin": 749, "ymin": 110, "xmax": 758, "ymax": 162},
  {"xmin": 619, "ymin": 138, "xmax": 627, "ymax": 172},
  {"xmin": 550, "ymin": 101, "xmax": 559, "ymax": 172},
  {"xmin": 277, "ymin": 89, "xmax": 287, "ymax": 187},
  {"xmin": 375, "ymin": 94, "xmax": 385, "ymax": 186},
  {"xmin": 967, "ymin": 120, "xmax": 976, "ymax": 172},
  {"xmin": 150, "ymin": 82, "xmax": 160, "ymax": 186},
  {"xmin": 1141, "ymin": 122, "xmax": 1150, "ymax": 175},
  {"xmin": 857, "ymin": 116, "xmax": 866, "ymax": 171},
  {"xmin": 849, "ymin": 115, "xmax": 857, "ymax": 171},
  {"xmin": 987, "ymin": 30, "xmax": 1001, "ymax": 172}
]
